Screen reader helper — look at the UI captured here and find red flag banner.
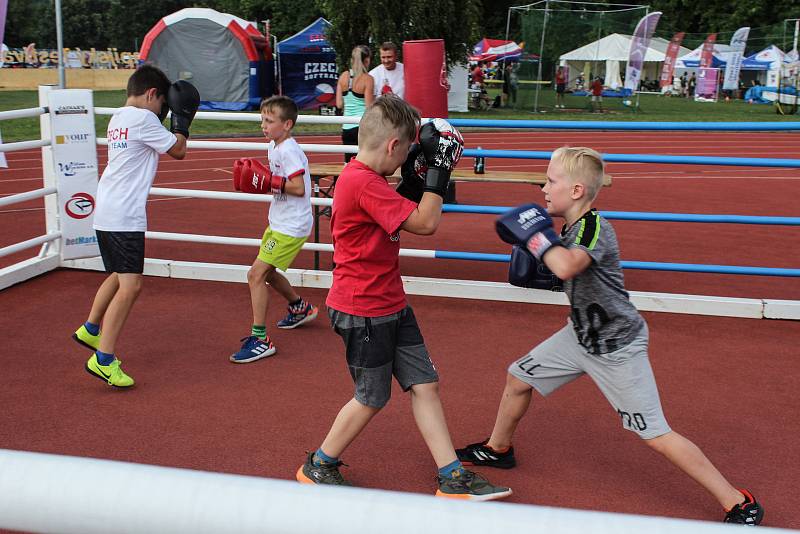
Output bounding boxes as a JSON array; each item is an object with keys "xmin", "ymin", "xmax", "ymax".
[
  {"xmin": 699, "ymin": 34, "xmax": 717, "ymax": 69},
  {"xmin": 659, "ymin": 32, "xmax": 685, "ymax": 88}
]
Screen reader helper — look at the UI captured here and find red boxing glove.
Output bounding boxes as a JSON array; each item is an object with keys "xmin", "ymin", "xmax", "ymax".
[
  {"xmin": 232, "ymin": 158, "xmax": 246, "ymax": 191},
  {"xmin": 239, "ymin": 159, "xmax": 269, "ymax": 194},
  {"xmin": 250, "ymin": 159, "xmax": 285, "ymax": 195}
]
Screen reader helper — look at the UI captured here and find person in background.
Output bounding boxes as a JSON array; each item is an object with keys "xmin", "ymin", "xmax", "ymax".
[
  {"xmin": 337, "ymin": 45, "xmax": 375, "ymax": 163},
  {"xmin": 369, "ymin": 42, "xmax": 404, "ymax": 99},
  {"xmin": 555, "ymin": 66, "xmax": 567, "ymax": 109}
]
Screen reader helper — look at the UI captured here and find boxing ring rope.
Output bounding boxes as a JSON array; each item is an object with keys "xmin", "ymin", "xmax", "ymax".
[
  {"xmin": 5, "ymin": 449, "xmax": 791, "ymax": 534},
  {"xmin": 0, "ymin": 105, "xmax": 60, "ymax": 291},
  {"xmin": 133, "ymin": 187, "xmax": 800, "ymax": 278},
  {"xmin": 2, "ymin": 93, "xmax": 800, "ymax": 532}
]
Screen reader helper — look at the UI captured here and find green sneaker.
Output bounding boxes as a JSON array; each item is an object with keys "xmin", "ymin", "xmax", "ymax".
[
  {"xmin": 85, "ymin": 353, "xmax": 134, "ymax": 388},
  {"xmin": 435, "ymin": 469, "xmax": 512, "ymax": 501},
  {"xmin": 295, "ymin": 452, "xmax": 350, "ymax": 486},
  {"xmin": 72, "ymin": 325, "xmax": 100, "ymax": 351}
]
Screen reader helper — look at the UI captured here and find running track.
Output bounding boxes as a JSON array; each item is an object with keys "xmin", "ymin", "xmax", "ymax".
[{"xmin": 1, "ymin": 130, "xmax": 799, "ymax": 528}]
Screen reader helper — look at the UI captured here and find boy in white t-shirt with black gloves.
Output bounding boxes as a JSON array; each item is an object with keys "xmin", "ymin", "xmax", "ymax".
[
  {"xmin": 71, "ymin": 64, "xmax": 199, "ymax": 388},
  {"xmin": 229, "ymin": 96, "xmax": 317, "ymax": 363}
]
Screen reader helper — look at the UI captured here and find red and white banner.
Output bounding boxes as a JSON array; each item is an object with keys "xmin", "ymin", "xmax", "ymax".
[
  {"xmin": 723, "ymin": 27, "xmax": 750, "ymax": 91},
  {"xmin": 659, "ymin": 32, "xmax": 685, "ymax": 88},
  {"xmin": 699, "ymin": 34, "xmax": 717, "ymax": 69},
  {"xmin": 624, "ymin": 11, "xmax": 662, "ymax": 92}
]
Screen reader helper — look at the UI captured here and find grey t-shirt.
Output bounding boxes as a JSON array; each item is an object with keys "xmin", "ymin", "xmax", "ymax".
[{"xmin": 560, "ymin": 210, "xmax": 644, "ymax": 355}]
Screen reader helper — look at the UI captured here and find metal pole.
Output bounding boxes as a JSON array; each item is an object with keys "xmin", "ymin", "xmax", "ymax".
[
  {"xmin": 794, "ymin": 19, "xmax": 799, "ymax": 51},
  {"xmin": 533, "ymin": 1, "xmax": 549, "ymax": 112},
  {"xmin": 54, "ymin": 0, "xmax": 65, "ymax": 88}
]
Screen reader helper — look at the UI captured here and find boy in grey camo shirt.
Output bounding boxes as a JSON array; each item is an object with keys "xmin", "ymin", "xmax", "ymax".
[{"xmin": 456, "ymin": 147, "xmax": 763, "ymax": 525}]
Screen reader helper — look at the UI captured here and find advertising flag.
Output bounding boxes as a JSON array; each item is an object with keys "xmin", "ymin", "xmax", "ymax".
[
  {"xmin": 723, "ymin": 27, "xmax": 750, "ymax": 90},
  {"xmin": 699, "ymin": 34, "xmax": 717, "ymax": 69},
  {"xmin": 624, "ymin": 11, "xmax": 662, "ymax": 92},
  {"xmin": 0, "ymin": 0, "xmax": 7, "ymax": 46},
  {"xmin": 659, "ymin": 32, "xmax": 685, "ymax": 89}
]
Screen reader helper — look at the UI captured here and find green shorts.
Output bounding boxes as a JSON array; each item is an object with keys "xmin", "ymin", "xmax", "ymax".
[{"xmin": 257, "ymin": 227, "xmax": 307, "ymax": 271}]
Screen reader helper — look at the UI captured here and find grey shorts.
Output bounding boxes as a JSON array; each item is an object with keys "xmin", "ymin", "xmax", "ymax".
[
  {"xmin": 328, "ymin": 306, "xmax": 439, "ymax": 408},
  {"xmin": 509, "ymin": 322, "xmax": 670, "ymax": 439}
]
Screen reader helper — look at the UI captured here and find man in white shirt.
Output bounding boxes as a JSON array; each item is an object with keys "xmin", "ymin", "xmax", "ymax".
[
  {"xmin": 71, "ymin": 65, "xmax": 198, "ymax": 388},
  {"xmin": 369, "ymin": 42, "xmax": 405, "ymax": 99}
]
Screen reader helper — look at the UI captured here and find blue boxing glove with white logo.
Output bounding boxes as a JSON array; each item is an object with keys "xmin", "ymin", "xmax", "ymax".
[{"xmin": 496, "ymin": 203, "xmax": 562, "ymax": 260}]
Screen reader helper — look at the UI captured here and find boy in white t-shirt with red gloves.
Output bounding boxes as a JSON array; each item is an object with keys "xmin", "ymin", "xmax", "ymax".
[
  {"xmin": 229, "ymin": 96, "xmax": 317, "ymax": 363},
  {"xmin": 71, "ymin": 65, "xmax": 199, "ymax": 388}
]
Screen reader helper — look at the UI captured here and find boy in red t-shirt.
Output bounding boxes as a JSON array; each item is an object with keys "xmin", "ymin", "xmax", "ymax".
[
  {"xmin": 591, "ymin": 76, "xmax": 604, "ymax": 113},
  {"xmin": 295, "ymin": 95, "xmax": 511, "ymax": 501}
]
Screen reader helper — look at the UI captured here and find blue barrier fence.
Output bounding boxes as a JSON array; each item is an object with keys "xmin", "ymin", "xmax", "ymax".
[
  {"xmin": 442, "ymin": 205, "xmax": 800, "ymax": 226},
  {"xmin": 460, "ymin": 148, "xmax": 800, "ymax": 168},
  {"xmin": 433, "ymin": 251, "xmax": 800, "ymax": 277},
  {"xmin": 447, "ymin": 119, "xmax": 800, "ymax": 131}
]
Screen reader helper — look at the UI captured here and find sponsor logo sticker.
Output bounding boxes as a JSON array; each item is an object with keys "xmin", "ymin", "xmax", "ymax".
[
  {"xmin": 64, "ymin": 192, "xmax": 95, "ymax": 219},
  {"xmin": 54, "ymin": 105, "xmax": 88, "ymax": 115}
]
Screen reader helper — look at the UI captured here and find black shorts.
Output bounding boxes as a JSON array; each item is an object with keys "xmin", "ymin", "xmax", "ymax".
[
  {"xmin": 96, "ymin": 230, "xmax": 145, "ymax": 274},
  {"xmin": 341, "ymin": 127, "xmax": 359, "ymax": 163},
  {"xmin": 556, "ymin": 84, "xmax": 566, "ymax": 94},
  {"xmin": 328, "ymin": 305, "xmax": 439, "ymax": 408}
]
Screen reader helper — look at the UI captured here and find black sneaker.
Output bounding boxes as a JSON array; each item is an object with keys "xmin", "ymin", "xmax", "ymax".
[
  {"xmin": 295, "ymin": 451, "xmax": 350, "ymax": 486},
  {"xmin": 456, "ymin": 439, "xmax": 516, "ymax": 469},
  {"xmin": 724, "ymin": 489, "xmax": 764, "ymax": 526},
  {"xmin": 435, "ymin": 469, "xmax": 512, "ymax": 501}
]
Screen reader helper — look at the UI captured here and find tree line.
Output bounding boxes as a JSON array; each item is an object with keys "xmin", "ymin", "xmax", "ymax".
[{"xmin": 4, "ymin": 0, "xmax": 798, "ymax": 68}]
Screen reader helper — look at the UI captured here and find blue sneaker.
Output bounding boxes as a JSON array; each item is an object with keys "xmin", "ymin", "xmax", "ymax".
[
  {"xmin": 277, "ymin": 300, "xmax": 318, "ymax": 329},
  {"xmin": 229, "ymin": 336, "xmax": 276, "ymax": 363}
]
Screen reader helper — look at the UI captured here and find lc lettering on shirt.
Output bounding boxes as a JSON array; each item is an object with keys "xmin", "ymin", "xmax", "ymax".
[{"xmin": 93, "ymin": 106, "xmax": 176, "ymax": 232}]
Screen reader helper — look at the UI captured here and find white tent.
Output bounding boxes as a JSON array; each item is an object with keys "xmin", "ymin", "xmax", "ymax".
[
  {"xmin": 674, "ymin": 43, "xmax": 734, "ymax": 69},
  {"xmin": 559, "ymin": 33, "xmax": 691, "ymax": 89}
]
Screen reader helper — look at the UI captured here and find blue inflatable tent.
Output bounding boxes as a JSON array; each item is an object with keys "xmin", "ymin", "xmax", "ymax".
[{"xmin": 277, "ymin": 18, "xmax": 338, "ymax": 110}]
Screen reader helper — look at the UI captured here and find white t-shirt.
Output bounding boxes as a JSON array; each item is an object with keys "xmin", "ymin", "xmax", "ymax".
[
  {"xmin": 267, "ymin": 137, "xmax": 313, "ymax": 238},
  {"xmin": 93, "ymin": 107, "xmax": 176, "ymax": 232},
  {"xmin": 369, "ymin": 63, "xmax": 405, "ymax": 99}
]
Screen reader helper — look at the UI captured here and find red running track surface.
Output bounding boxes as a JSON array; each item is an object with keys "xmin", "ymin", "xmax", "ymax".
[{"xmin": 1, "ymin": 130, "xmax": 799, "ymax": 528}]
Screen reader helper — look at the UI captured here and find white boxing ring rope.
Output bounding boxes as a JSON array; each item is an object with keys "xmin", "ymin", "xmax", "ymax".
[
  {"xmin": 2, "ymin": 449, "xmax": 794, "ymax": 534},
  {"xmin": 1, "ymin": 93, "xmax": 799, "ymax": 533}
]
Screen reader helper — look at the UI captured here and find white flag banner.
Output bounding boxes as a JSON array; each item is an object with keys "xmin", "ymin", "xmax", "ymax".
[
  {"xmin": 0, "ymin": 129, "xmax": 7, "ymax": 168},
  {"xmin": 624, "ymin": 12, "xmax": 662, "ymax": 92},
  {"xmin": 723, "ymin": 27, "xmax": 750, "ymax": 91}
]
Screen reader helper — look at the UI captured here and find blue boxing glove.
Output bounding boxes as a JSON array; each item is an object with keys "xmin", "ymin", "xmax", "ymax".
[
  {"xmin": 496, "ymin": 203, "xmax": 562, "ymax": 260},
  {"xmin": 508, "ymin": 245, "xmax": 563, "ymax": 291}
]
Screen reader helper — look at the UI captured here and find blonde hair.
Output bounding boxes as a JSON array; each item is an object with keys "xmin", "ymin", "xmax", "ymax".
[
  {"xmin": 551, "ymin": 146, "xmax": 605, "ymax": 200},
  {"xmin": 350, "ymin": 45, "xmax": 370, "ymax": 78},
  {"xmin": 358, "ymin": 95, "xmax": 420, "ymax": 150}
]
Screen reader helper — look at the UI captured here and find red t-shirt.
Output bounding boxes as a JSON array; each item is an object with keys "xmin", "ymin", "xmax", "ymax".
[
  {"xmin": 556, "ymin": 71, "xmax": 566, "ymax": 85},
  {"xmin": 591, "ymin": 79, "xmax": 603, "ymax": 96},
  {"xmin": 471, "ymin": 66, "xmax": 484, "ymax": 85},
  {"xmin": 326, "ymin": 159, "xmax": 417, "ymax": 317}
]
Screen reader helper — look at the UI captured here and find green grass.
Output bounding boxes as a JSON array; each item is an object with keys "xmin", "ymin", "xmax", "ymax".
[{"xmin": 0, "ymin": 88, "xmax": 797, "ymax": 143}]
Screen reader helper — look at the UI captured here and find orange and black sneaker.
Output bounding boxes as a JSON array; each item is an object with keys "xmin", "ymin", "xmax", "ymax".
[
  {"xmin": 435, "ymin": 469, "xmax": 512, "ymax": 501},
  {"xmin": 296, "ymin": 451, "xmax": 350, "ymax": 486},
  {"xmin": 456, "ymin": 439, "xmax": 516, "ymax": 469},
  {"xmin": 724, "ymin": 489, "xmax": 764, "ymax": 526}
]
